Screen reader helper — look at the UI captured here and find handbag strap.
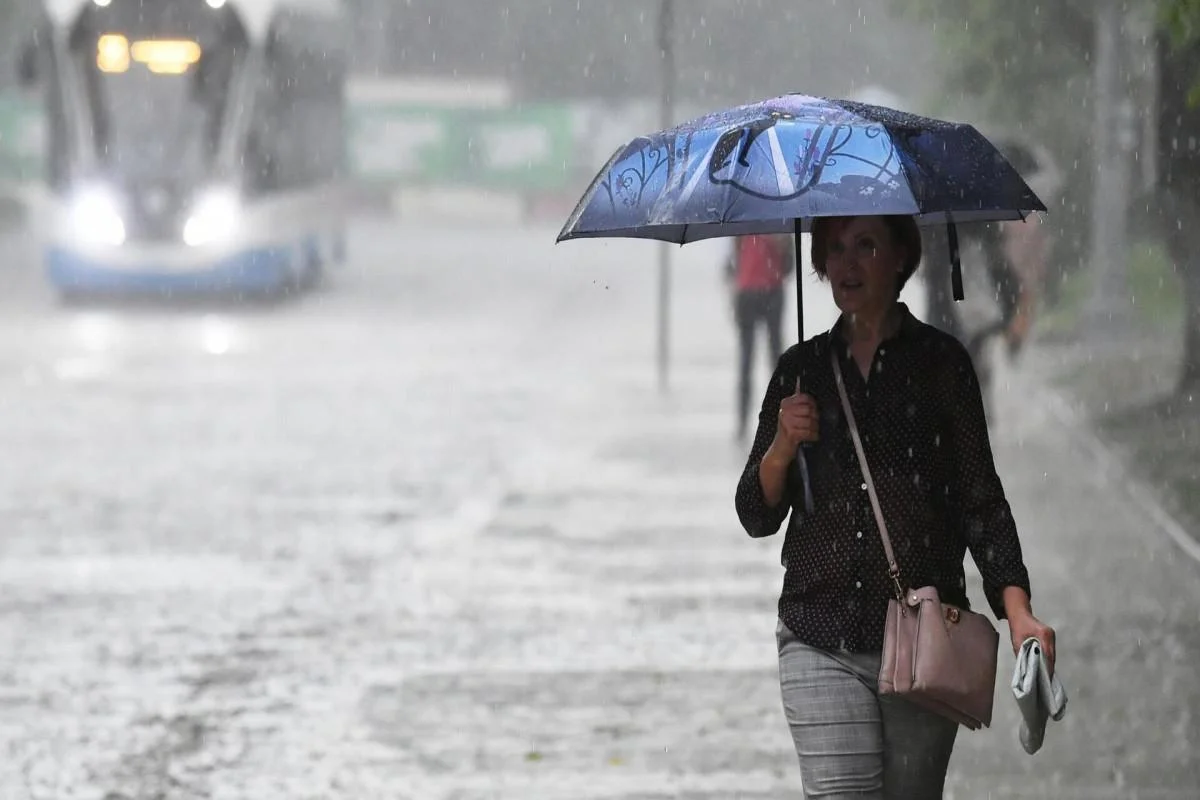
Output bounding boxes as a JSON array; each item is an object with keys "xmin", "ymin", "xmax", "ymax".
[{"xmin": 830, "ymin": 347, "xmax": 906, "ymax": 600}]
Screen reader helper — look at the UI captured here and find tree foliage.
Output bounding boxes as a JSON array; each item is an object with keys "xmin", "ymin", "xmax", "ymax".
[
  {"xmin": 1160, "ymin": 0, "xmax": 1200, "ymax": 103},
  {"xmin": 899, "ymin": 1, "xmax": 1097, "ymax": 144},
  {"xmin": 899, "ymin": 1, "xmax": 1198, "ymax": 275},
  {"xmin": 1162, "ymin": 0, "xmax": 1200, "ymax": 42}
]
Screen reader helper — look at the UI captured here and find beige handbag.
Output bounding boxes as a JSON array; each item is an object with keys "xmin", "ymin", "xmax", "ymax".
[{"xmin": 831, "ymin": 348, "xmax": 1000, "ymax": 730}]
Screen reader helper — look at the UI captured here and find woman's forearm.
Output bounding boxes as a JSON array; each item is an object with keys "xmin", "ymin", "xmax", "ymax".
[
  {"xmin": 1002, "ymin": 585, "xmax": 1033, "ymax": 619},
  {"xmin": 758, "ymin": 444, "xmax": 793, "ymax": 508}
]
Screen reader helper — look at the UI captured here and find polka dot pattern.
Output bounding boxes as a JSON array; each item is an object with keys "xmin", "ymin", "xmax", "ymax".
[{"xmin": 735, "ymin": 305, "xmax": 1031, "ymax": 653}]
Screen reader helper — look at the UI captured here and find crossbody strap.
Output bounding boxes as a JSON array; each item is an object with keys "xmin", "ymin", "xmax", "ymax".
[{"xmin": 830, "ymin": 347, "xmax": 905, "ymax": 600}]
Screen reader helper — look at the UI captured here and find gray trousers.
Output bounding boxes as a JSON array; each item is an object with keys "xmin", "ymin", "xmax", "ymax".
[{"xmin": 777, "ymin": 620, "xmax": 959, "ymax": 799}]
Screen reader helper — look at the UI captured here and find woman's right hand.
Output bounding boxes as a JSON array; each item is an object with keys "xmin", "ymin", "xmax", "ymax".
[
  {"xmin": 758, "ymin": 384, "xmax": 819, "ymax": 507},
  {"xmin": 771, "ymin": 385, "xmax": 820, "ymax": 455}
]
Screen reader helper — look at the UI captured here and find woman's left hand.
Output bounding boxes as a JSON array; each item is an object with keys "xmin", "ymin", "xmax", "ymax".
[{"xmin": 1008, "ymin": 610, "xmax": 1056, "ymax": 677}]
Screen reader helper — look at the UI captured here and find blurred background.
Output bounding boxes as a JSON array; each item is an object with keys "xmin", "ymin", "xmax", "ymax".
[{"xmin": 0, "ymin": 1, "xmax": 1196, "ymax": 798}]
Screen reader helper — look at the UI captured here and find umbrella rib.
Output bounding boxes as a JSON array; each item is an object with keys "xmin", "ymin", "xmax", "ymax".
[
  {"xmin": 890, "ymin": 144, "xmax": 921, "ymax": 212},
  {"xmin": 766, "ymin": 127, "xmax": 796, "ymax": 196}
]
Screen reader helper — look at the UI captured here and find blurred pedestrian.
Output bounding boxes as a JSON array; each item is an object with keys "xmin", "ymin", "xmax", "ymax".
[
  {"xmin": 923, "ymin": 136, "xmax": 1059, "ymax": 421},
  {"xmin": 923, "ymin": 218, "xmax": 1040, "ymax": 423},
  {"xmin": 725, "ymin": 233, "xmax": 794, "ymax": 442}
]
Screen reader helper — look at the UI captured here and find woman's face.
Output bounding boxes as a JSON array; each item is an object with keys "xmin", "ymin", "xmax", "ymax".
[{"xmin": 822, "ymin": 216, "xmax": 906, "ymax": 318}]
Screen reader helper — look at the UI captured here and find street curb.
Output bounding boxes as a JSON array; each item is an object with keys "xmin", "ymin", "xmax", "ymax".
[{"xmin": 1038, "ymin": 383, "xmax": 1200, "ymax": 567}]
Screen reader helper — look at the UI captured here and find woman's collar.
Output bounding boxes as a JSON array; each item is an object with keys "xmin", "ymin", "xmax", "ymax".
[{"xmin": 830, "ymin": 303, "xmax": 915, "ymax": 346}]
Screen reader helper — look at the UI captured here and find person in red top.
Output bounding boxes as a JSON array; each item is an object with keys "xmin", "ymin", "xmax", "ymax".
[{"xmin": 725, "ymin": 234, "xmax": 795, "ymax": 441}]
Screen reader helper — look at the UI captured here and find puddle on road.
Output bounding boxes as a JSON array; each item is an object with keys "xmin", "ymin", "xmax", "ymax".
[
  {"xmin": 361, "ymin": 668, "xmax": 790, "ymax": 777},
  {"xmin": 624, "ymin": 592, "xmax": 775, "ymax": 617},
  {"xmin": 0, "ymin": 555, "xmax": 280, "ymax": 596},
  {"xmin": 483, "ymin": 523, "xmax": 561, "ymax": 544},
  {"xmin": 483, "ymin": 522, "xmax": 723, "ymax": 550},
  {"xmin": 598, "ymin": 432, "xmax": 746, "ymax": 475},
  {"xmin": 53, "ymin": 356, "xmax": 117, "ymax": 382}
]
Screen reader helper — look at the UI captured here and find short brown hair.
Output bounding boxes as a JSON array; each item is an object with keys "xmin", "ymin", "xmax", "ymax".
[{"xmin": 810, "ymin": 215, "xmax": 923, "ymax": 294}]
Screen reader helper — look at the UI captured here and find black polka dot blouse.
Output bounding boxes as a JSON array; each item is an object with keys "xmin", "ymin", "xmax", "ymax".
[{"xmin": 735, "ymin": 305, "xmax": 1032, "ymax": 653}]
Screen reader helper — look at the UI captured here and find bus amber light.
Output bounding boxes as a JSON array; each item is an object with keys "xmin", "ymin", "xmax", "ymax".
[
  {"xmin": 96, "ymin": 34, "xmax": 130, "ymax": 73},
  {"xmin": 130, "ymin": 39, "xmax": 202, "ymax": 74}
]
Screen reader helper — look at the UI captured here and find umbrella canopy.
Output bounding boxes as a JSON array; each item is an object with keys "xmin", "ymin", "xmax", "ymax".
[
  {"xmin": 557, "ymin": 93, "xmax": 1046, "ymax": 246},
  {"xmin": 556, "ymin": 94, "xmax": 1049, "ymax": 517}
]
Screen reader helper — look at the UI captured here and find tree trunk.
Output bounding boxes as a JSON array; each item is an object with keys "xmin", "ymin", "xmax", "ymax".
[
  {"xmin": 1084, "ymin": 0, "xmax": 1136, "ymax": 337},
  {"xmin": 1155, "ymin": 35, "xmax": 1200, "ymax": 394},
  {"xmin": 1152, "ymin": 187, "xmax": 1200, "ymax": 395},
  {"xmin": 1181, "ymin": 261, "xmax": 1200, "ymax": 392}
]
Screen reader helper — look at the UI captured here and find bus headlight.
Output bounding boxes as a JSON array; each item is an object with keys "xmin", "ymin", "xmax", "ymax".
[
  {"xmin": 183, "ymin": 188, "xmax": 239, "ymax": 247},
  {"xmin": 69, "ymin": 187, "xmax": 126, "ymax": 246}
]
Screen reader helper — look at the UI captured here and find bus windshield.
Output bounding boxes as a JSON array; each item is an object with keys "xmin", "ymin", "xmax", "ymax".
[{"xmin": 69, "ymin": 1, "xmax": 245, "ymax": 184}]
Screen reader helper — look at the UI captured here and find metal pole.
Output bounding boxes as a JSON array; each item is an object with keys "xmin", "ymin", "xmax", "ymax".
[
  {"xmin": 657, "ymin": 0, "xmax": 674, "ymax": 392},
  {"xmin": 364, "ymin": 0, "xmax": 391, "ymax": 75},
  {"xmin": 793, "ymin": 219, "xmax": 804, "ymax": 342},
  {"xmin": 792, "ymin": 218, "xmax": 813, "ymax": 515}
]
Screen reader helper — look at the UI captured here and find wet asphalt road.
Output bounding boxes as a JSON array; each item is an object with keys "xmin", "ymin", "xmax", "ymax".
[{"xmin": 0, "ymin": 219, "xmax": 1195, "ymax": 799}]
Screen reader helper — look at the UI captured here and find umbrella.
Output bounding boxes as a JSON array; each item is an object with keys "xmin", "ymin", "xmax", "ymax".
[
  {"xmin": 557, "ymin": 93, "xmax": 1047, "ymax": 341},
  {"xmin": 992, "ymin": 136, "xmax": 1064, "ymax": 208},
  {"xmin": 557, "ymin": 93, "xmax": 1047, "ymax": 513}
]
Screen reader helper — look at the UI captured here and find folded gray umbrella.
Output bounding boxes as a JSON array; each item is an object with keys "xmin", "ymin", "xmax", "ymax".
[{"xmin": 1011, "ymin": 637, "xmax": 1068, "ymax": 754}]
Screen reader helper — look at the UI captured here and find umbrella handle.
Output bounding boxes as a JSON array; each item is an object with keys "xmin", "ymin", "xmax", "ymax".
[
  {"xmin": 790, "ymin": 220, "xmax": 815, "ymax": 515},
  {"xmin": 793, "ymin": 222, "xmax": 805, "ymax": 342},
  {"xmin": 796, "ymin": 447, "xmax": 815, "ymax": 515}
]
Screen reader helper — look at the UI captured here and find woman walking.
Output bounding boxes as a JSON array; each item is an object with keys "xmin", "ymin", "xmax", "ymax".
[{"xmin": 735, "ymin": 214, "xmax": 1057, "ymax": 798}]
